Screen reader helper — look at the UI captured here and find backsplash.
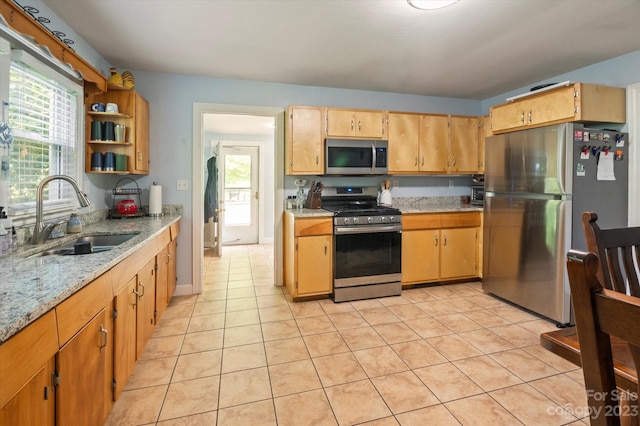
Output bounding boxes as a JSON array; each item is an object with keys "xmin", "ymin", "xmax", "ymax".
[{"xmin": 392, "ymin": 196, "xmax": 467, "ymax": 207}]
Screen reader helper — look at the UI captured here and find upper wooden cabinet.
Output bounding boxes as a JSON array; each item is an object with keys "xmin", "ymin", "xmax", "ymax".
[
  {"xmin": 387, "ymin": 112, "xmax": 421, "ymax": 173},
  {"xmin": 477, "ymin": 115, "xmax": 491, "ymax": 174},
  {"xmin": 326, "ymin": 108, "xmax": 387, "ymax": 139},
  {"xmin": 490, "ymin": 83, "xmax": 626, "ymax": 134},
  {"xmin": 448, "ymin": 115, "xmax": 479, "ymax": 174},
  {"xmin": 388, "ymin": 113, "xmax": 478, "ymax": 174},
  {"xmin": 85, "ymin": 87, "xmax": 150, "ymax": 175},
  {"xmin": 285, "ymin": 106, "xmax": 324, "ymax": 175}
]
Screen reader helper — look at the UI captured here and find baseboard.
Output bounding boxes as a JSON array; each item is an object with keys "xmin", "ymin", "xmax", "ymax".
[{"xmin": 173, "ymin": 284, "xmax": 196, "ymax": 296}]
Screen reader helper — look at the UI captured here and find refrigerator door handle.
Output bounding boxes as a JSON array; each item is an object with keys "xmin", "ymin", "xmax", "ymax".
[{"xmin": 486, "ymin": 191, "xmax": 570, "ymax": 201}]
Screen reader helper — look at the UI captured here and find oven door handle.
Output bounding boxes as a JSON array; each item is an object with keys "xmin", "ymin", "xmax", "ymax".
[{"xmin": 335, "ymin": 224, "xmax": 401, "ymax": 234}]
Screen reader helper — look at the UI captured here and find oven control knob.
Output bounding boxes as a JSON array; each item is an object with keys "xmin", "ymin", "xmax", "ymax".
[
  {"xmin": 353, "ymin": 217, "xmax": 359, "ymax": 224},
  {"xmin": 367, "ymin": 216, "xmax": 373, "ymax": 224},
  {"xmin": 380, "ymin": 216, "xmax": 387, "ymax": 223},
  {"xmin": 389, "ymin": 216, "xmax": 395, "ymax": 222},
  {"xmin": 343, "ymin": 217, "xmax": 349, "ymax": 225}
]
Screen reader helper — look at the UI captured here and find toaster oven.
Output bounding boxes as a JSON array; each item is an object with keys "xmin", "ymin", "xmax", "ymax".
[{"xmin": 470, "ymin": 185, "xmax": 485, "ymax": 206}]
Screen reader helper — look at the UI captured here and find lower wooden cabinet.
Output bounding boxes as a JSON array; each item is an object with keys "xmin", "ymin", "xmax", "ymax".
[
  {"xmin": 0, "ymin": 220, "xmax": 181, "ymax": 425},
  {"xmin": 0, "ymin": 354, "xmax": 56, "ymax": 426},
  {"xmin": 440, "ymin": 227, "xmax": 478, "ymax": 279},
  {"xmin": 295, "ymin": 234, "xmax": 333, "ymax": 296},
  {"xmin": 113, "ymin": 277, "xmax": 137, "ymax": 399},
  {"xmin": 156, "ymin": 244, "xmax": 170, "ymax": 321},
  {"xmin": 283, "ymin": 213, "xmax": 333, "ymax": 299},
  {"xmin": 402, "ymin": 212, "xmax": 481, "ymax": 286},
  {"xmin": 168, "ymin": 238, "xmax": 177, "ymax": 299},
  {"xmin": 136, "ymin": 258, "xmax": 156, "ymax": 359},
  {"xmin": 402, "ymin": 229, "xmax": 440, "ymax": 283},
  {"xmin": 56, "ymin": 308, "xmax": 113, "ymax": 426}
]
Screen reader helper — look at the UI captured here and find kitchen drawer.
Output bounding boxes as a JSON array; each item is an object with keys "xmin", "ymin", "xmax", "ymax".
[
  {"xmin": 402, "ymin": 214, "xmax": 441, "ymax": 230},
  {"xmin": 56, "ymin": 270, "xmax": 113, "ymax": 347},
  {"xmin": 294, "ymin": 218, "xmax": 332, "ymax": 237},
  {"xmin": 0, "ymin": 309, "xmax": 58, "ymax": 408},
  {"xmin": 441, "ymin": 212, "xmax": 481, "ymax": 228}
]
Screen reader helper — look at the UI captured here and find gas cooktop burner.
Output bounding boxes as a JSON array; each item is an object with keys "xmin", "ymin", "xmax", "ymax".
[
  {"xmin": 320, "ymin": 186, "xmax": 402, "ymax": 223},
  {"xmin": 323, "ymin": 206, "xmax": 401, "ymax": 217}
]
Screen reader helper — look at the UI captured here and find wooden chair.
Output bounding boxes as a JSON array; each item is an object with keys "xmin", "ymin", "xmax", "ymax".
[
  {"xmin": 582, "ymin": 211, "xmax": 640, "ymax": 297},
  {"xmin": 567, "ymin": 249, "xmax": 640, "ymax": 426}
]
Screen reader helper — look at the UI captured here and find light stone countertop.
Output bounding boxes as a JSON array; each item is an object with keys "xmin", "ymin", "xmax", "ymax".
[
  {"xmin": 397, "ymin": 204, "xmax": 484, "ymax": 214},
  {"xmin": 0, "ymin": 215, "xmax": 181, "ymax": 344},
  {"xmin": 284, "ymin": 199, "xmax": 483, "ymax": 217}
]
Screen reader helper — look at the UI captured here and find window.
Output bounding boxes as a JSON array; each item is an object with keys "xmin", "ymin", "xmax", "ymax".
[{"xmin": 4, "ymin": 50, "xmax": 82, "ymax": 216}]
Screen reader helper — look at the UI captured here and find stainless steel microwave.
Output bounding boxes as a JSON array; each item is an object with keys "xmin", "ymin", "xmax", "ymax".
[{"xmin": 325, "ymin": 139, "xmax": 388, "ymax": 175}]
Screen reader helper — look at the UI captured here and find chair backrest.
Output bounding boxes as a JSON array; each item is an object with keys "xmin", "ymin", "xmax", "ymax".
[
  {"xmin": 567, "ymin": 249, "xmax": 640, "ymax": 426},
  {"xmin": 582, "ymin": 211, "xmax": 640, "ymax": 296}
]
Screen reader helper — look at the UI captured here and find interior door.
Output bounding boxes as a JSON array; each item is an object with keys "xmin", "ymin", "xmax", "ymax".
[{"xmin": 221, "ymin": 146, "xmax": 259, "ymax": 245}]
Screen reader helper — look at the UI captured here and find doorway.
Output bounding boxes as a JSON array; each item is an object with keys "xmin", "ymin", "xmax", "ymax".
[
  {"xmin": 220, "ymin": 145, "xmax": 259, "ymax": 245},
  {"xmin": 192, "ymin": 103, "xmax": 285, "ymax": 296}
]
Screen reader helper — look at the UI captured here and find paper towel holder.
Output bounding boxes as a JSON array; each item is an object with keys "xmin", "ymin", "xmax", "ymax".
[{"xmin": 148, "ymin": 181, "xmax": 163, "ymax": 217}]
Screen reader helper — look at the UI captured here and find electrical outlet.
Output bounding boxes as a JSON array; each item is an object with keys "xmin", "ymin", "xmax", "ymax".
[
  {"xmin": 449, "ymin": 179, "xmax": 454, "ymax": 188},
  {"xmin": 176, "ymin": 179, "xmax": 188, "ymax": 191},
  {"xmin": 393, "ymin": 180, "xmax": 399, "ymax": 188}
]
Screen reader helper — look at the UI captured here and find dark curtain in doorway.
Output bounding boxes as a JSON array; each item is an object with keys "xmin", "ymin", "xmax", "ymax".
[{"xmin": 204, "ymin": 155, "xmax": 218, "ymax": 223}]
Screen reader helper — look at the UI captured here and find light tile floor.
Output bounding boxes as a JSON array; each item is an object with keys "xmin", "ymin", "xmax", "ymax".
[{"xmin": 106, "ymin": 244, "xmax": 589, "ymax": 426}]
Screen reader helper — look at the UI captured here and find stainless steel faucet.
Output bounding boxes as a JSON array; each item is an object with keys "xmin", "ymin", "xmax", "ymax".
[{"xmin": 31, "ymin": 175, "xmax": 91, "ymax": 245}]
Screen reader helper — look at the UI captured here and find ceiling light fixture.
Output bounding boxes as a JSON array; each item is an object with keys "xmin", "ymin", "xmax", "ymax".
[{"xmin": 407, "ymin": 0, "xmax": 459, "ymax": 10}]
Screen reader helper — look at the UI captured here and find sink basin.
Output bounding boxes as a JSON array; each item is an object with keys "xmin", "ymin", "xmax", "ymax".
[
  {"xmin": 73, "ymin": 233, "xmax": 139, "ymax": 247},
  {"xmin": 28, "ymin": 233, "xmax": 139, "ymax": 258}
]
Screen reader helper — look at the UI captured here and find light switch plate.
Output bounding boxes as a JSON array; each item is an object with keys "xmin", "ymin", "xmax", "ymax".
[{"xmin": 176, "ymin": 179, "xmax": 188, "ymax": 191}]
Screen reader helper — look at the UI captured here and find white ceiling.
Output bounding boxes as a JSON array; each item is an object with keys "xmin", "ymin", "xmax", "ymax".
[
  {"xmin": 43, "ymin": 0, "xmax": 640, "ymax": 99},
  {"xmin": 41, "ymin": 0, "xmax": 640, "ymax": 133}
]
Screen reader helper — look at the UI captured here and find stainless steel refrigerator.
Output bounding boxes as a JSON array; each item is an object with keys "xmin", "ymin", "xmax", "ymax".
[{"xmin": 483, "ymin": 123, "xmax": 628, "ymax": 325}]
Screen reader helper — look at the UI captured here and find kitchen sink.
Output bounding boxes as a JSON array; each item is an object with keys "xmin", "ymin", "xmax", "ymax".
[
  {"xmin": 73, "ymin": 233, "xmax": 139, "ymax": 247},
  {"xmin": 28, "ymin": 233, "xmax": 139, "ymax": 258}
]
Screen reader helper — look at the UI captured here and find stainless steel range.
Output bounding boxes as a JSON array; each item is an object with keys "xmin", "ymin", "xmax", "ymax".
[{"xmin": 322, "ymin": 186, "xmax": 402, "ymax": 302}]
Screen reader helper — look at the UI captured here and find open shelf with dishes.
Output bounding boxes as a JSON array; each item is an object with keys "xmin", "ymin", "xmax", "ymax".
[{"xmin": 85, "ymin": 88, "xmax": 149, "ymax": 175}]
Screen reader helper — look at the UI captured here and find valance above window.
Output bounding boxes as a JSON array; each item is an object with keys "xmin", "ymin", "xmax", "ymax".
[{"xmin": 0, "ymin": 0, "xmax": 107, "ymax": 93}]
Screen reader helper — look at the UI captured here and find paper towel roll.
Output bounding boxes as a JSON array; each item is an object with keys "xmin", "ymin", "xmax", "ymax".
[{"xmin": 149, "ymin": 182, "xmax": 162, "ymax": 216}]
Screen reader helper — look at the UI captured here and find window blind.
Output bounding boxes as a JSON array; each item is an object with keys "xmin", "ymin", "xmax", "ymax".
[{"xmin": 8, "ymin": 59, "xmax": 80, "ymax": 210}]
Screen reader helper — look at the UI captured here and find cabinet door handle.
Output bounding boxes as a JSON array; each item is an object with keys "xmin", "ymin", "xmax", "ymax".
[
  {"xmin": 99, "ymin": 324, "xmax": 108, "ymax": 352},
  {"xmin": 132, "ymin": 288, "xmax": 139, "ymax": 305},
  {"xmin": 452, "ymin": 157, "xmax": 456, "ymax": 166},
  {"xmin": 324, "ymin": 242, "xmax": 328, "ymax": 255},
  {"xmin": 421, "ymin": 156, "xmax": 424, "ymax": 167},
  {"xmin": 137, "ymin": 151, "xmax": 142, "ymax": 161},
  {"xmin": 138, "ymin": 282, "xmax": 145, "ymax": 297},
  {"xmin": 316, "ymin": 155, "xmax": 319, "ymax": 165},
  {"xmin": 443, "ymin": 235, "xmax": 447, "ymax": 246},
  {"xmin": 351, "ymin": 119, "xmax": 355, "ymax": 131},
  {"xmin": 528, "ymin": 110, "xmax": 532, "ymax": 123},
  {"xmin": 358, "ymin": 120, "xmax": 362, "ymax": 131},
  {"xmin": 435, "ymin": 235, "xmax": 439, "ymax": 246},
  {"xmin": 520, "ymin": 111, "xmax": 525, "ymax": 124},
  {"xmin": 415, "ymin": 157, "xmax": 418, "ymax": 167}
]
